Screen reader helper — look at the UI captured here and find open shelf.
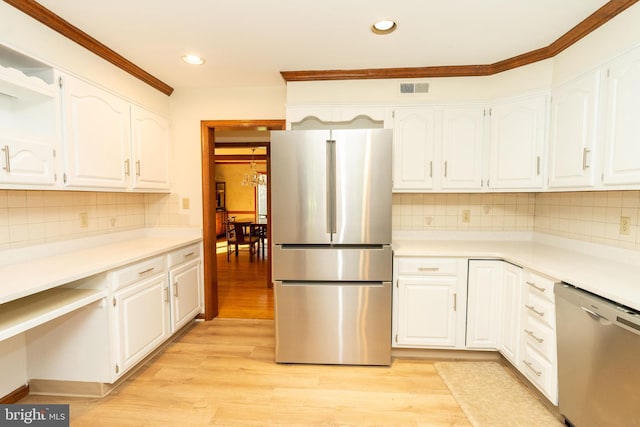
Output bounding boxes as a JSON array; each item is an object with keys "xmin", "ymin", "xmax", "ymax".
[{"xmin": 0, "ymin": 287, "xmax": 106, "ymax": 342}]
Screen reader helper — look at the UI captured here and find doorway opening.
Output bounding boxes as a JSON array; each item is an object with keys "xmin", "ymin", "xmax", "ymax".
[{"xmin": 200, "ymin": 120, "xmax": 285, "ymax": 320}]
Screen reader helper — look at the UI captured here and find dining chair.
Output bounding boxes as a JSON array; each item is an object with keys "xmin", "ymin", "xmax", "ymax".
[{"xmin": 226, "ymin": 220, "xmax": 260, "ymax": 261}]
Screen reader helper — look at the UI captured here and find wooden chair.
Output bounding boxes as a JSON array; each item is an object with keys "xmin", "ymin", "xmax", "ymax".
[{"xmin": 226, "ymin": 220, "xmax": 260, "ymax": 261}]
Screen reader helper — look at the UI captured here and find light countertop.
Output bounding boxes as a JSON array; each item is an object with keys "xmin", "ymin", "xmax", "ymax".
[
  {"xmin": 393, "ymin": 233, "xmax": 640, "ymax": 312},
  {"xmin": 0, "ymin": 228, "xmax": 202, "ymax": 305}
]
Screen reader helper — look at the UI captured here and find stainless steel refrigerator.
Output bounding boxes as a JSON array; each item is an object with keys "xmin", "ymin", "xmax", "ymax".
[{"xmin": 271, "ymin": 128, "xmax": 392, "ymax": 366}]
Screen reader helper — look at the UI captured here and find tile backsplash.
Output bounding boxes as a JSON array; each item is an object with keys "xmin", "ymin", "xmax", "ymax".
[
  {"xmin": 0, "ymin": 190, "xmax": 188, "ymax": 249},
  {"xmin": 392, "ymin": 193, "xmax": 536, "ymax": 232},
  {"xmin": 3, "ymin": 189, "xmax": 640, "ymax": 251}
]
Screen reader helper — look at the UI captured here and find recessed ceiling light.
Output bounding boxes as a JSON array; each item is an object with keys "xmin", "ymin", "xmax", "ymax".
[
  {"xmin": 182, "ymin": 54, "xmax": 205, "ymax": 65},
  {"xmin": 371, "ymin": 20, "xmax": 397, "ymax": 35}
]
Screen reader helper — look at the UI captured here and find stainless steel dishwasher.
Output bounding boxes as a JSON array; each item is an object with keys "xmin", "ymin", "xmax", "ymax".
[{"xmin": 555, "ymin": 283, "xmax": 640, "ymax": 427}]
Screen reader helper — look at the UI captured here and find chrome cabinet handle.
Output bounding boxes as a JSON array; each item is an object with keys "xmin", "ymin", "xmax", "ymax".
[
  {"xmin": 429, "ymin": 161, "xmax": 433, "ymax": 178},
  {"xmin": 135, "ymin": 160, "xmax": 141, "ymax": 176},
  {"xmin": 444, "ymin": 161, "xmax": 448, "ymax": 178},
  {"xmin": 523, "ymin": 360, "xmax": 542, "ymax": 377},
  {"xmin": 124, "ymin": 159, "xmax": 130, "ymax": 176},
  {"xmin": 173, "ymin": 282, "xmax": 179, "ymax": 298},
  {"xmin": 536, "ymin": 156, "xmax": 541, "ymax": 176},
  {"xmin": 184, "ymin": 252, "xmax": 195, "ymax": 258},
  {"xmin": 525, "ymin": 304, "xmax": 545, "ymax": 317},
  {"xmin": 2, "ymin": 145, "xmax": 10, "ymax": 173},
  {"xmin": 453, "ymin": 293, "xmax": 457, "ymax": 311},
  {"xmin": 526, "ymin": 281, "xmax": 546, "ymax": 293},
  {"xmin": 138, "ymin": 267, "xmax": 155, "ymax": 276},
  {"xmin": 525, "ymin": 329, "xmax": 544, "ymax": 343},
  {"xmin": 582, "ymin": 148, "xmax": 591, "ymax": 170},
  {"xmin": 418, "ymin": 267, "xmax": 440, "ymax": 272},
  {"xmin": 164, "ymin": 287, "xmax": 169, "ymax": 302}
]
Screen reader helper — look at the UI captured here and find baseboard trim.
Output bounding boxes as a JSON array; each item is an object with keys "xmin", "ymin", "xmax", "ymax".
[
  {"xmin": 0, "ymin": 384, "xmax": 29, "ymax": 404},
  {"xmin": 392, "ymin": 347, "xmax": 502, "ymax": 361}
]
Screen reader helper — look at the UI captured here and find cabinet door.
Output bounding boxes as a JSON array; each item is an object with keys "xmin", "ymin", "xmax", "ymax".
[
  {"xmin": 392, "ymin": 107, "xmax": 436, "ymax": 191},
  {"xmin": 0, "ymin": 137, "xmax": 56, "ymax": 185},
  {"xmin": 499, "ymin": 262, "xmax": 522, "ymax": 365},
  {"xmin": 441, "ymin": 106, "xmax": 485, "ymax": 190},
  {"xmin": 548, "ymin": 71, "xmax": 600, "ymax": 189},
  {"xmin": 489, "ymin": 94, "xmax": 547, "ymax": 189},
  {"xmin": 130, "ymin": 105, "xmax": 170, "ymax": 190},
  {"xmin": 602, "ymin": 47, "xmax": 640, "ymax": 186},
  {"xmin": 466, "ymin": 260, "xmax": 502, "ymax": 349},
  {"xmin": 61, "ymin": 74, "xmax": 130, "ymax": 189},
  {"xmin": 114, "ymin": 275, "xmax": 170, "ymax": 375},
  {"xmin": 169, "ymin": 259, "xmax": 202, "ymax": 332},
  {"xmin": 396, "ymin": 276, "xmax": 458, "ymax": 347}
]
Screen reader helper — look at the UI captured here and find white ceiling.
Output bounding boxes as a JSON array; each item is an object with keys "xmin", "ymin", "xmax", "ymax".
[{"xmin": 34, "ymin": 0, "xmax": 610, "ymax": 91}]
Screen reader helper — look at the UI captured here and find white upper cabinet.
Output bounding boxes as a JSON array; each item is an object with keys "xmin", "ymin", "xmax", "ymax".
[
  {"xmin": 392, "ymin": 107, "xmax": 436, "ymax": 191},
  {"xmin": 489, "ymin": 94, "xmax": 547, "ymax": 190},
  {"xmin": 441, "ymin": 106, "xmax": 485, "ymax": 190},
  {"xmin": 548, "ymin": 70, "xmax": 601, "ymax": 189},
  {"xmin": 0, "ymin": 45, "xmax": 61, "ymax": 188},
  {"xmin": 130, "ymin": 105, "xmax": 170, "ymax": 190},
  {"xmin": 602, "ymin": 45, "xmax": 640, "ymax": 186},
  {"xmin": 60, "ymin": 74, "xmax": 131, "ymax": 189}
]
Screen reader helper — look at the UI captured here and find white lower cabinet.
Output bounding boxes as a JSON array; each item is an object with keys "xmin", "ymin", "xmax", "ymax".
[
  {"xmin": 23, "ymin": 242, "xmax": 202, "ymax": 388},
  {"xmin": 113, "ymin": 274, "xmax": 170, "ymax": 376},
  {"xmin": 393, "ymin": 257, "xmax": 467, "ymax": 349},
  {"xmin": 168, "ymin": 244, "xmax": 202, "ymax": 333},
  {"xmin": 498, "ymin": 262, "xmax": 523, "ymax": 365},
  {"xmin": 466, "ymin": 260, "xmax": 503, "ymax": 349},
  {"xmin": 520, "ymin": 269, "xmax": 559, "ymax": 404}
]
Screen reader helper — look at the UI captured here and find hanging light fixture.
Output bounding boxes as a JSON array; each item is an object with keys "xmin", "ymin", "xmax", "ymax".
[{"xmin": 242, "ymin": 148, "xmax": 266, "ymax": 187}]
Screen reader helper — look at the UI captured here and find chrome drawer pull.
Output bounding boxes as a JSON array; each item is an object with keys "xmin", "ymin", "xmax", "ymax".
[
  {"xmin": 183, "ymin": 251, "xmax": 195, "ymax": 258},
  {"xmin": 525, "ymin": 329, "xmax": 544, "ymax": 343},
  {"xmin": 2, "ymin": 145, "xmax": 10, "ymax": 173},
  {"xmin": 525, "ymin": 304, "xmax": 545, "ymax": 317},
  {"xmin": 138, "ymin": 267, "xmax": 155, "ymax": 276},
  {"xmin": 526, "ymin": 281, "xmax": 546, "ymax": 292},
  {"xmin": 523, "ymin": 360, "xmax": 542, "ymax": 377},
  {"xmin": 418, "ymin": 267, "xmax": 440, "ymax": 272}
]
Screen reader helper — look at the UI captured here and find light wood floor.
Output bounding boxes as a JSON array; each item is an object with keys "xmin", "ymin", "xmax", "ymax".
[
  {"xmin": 216, "ymin": 238, "xmax": 273, "ymax": 319},
  {"xmin": 21, "ymin": 319, "xmax": 471, "ymax": 426}
]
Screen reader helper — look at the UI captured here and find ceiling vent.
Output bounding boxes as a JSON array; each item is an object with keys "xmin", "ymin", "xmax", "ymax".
[{"xmin": 400, "ymin": 82, "xmax": 429, "ymax": 94}]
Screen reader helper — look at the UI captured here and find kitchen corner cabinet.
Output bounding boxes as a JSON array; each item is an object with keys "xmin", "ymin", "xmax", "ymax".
[
  {"xmin": 466, "ymin": 260, "xmax": 502, "ymax": 349},
  {"xmin": 488, "ymin": 94, "xmax": 547, "ymax": 190},
  {"xmin": 393, "ymin": 257, "xmax": 467, "ymax": 349},
  {"xmin": 547, "ymin": 69, "xmax": 601, "ymax": 189},
  {"xmin": 602, "ymin": 45, "xmax": 640, "ymax": 186},
  {"xmin": 60, "ymin": 73, "xmax": 170, "ymax": 192},
  {"xmin": 0, "ymin": 45, "xmax": 61, "ymax": 188}
]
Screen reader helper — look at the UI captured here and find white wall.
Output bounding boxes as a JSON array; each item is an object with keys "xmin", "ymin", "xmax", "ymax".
[{"xmin": 168, "ymin": 86, "xmax": 286, "ymax": 226}]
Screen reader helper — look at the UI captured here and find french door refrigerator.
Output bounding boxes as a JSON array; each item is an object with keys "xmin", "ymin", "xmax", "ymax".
[{"xmin": 271, "ymin": 128, "xmax": 392, "ymax": 365}]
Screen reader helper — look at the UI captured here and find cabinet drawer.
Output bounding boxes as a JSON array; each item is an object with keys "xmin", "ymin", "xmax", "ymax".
[
  {"xmin": 396, "ymin": 258, "xmax": 459, "ymax": 276},
  {"xmin": 521, "ymin": 343, "xmax": 556, "ymax": 403},
  {"xmin": 522, "ymin": 314, "xmax": 556, "ymax": 361},
  {"xmin": 111, "ymin": 256, "xmax": 166, "ymax": 291},
  {"xmin": 168, "ymin": 244, "xmax": 200, "ymax": 267},
  {"xmin": 524, "ymin": 271, "xmax": 557, "ymax": 302},
  {"xmin": 523, "ymin": 289, "xmax": 556, "ymax": 329}
]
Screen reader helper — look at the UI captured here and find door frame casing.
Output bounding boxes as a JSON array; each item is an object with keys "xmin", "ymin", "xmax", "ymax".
[{"xmin": 200, "ymin": 119, "xmax": 285, "ymax": 320}]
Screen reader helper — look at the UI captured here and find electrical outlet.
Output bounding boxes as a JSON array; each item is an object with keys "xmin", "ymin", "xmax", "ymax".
[
  {"xmin": 182, "ymin": 197, "xmax": 190, "ymax": 209},
  {"xmin": 620, "ymin": 216, "xmax": 631, "ymax": 235},
  {"xmin": 462, "ymin": 210, "xmax": 470, "ymax": 223},
  {"xmin": 79, "ymin": 212, "xmax": 88, "ymax": 228}
]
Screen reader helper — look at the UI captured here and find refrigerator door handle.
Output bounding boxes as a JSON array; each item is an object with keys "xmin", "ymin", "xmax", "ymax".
[{"xmin": 326, "ymin": 139, "xmax": 336, "ymax": 237}]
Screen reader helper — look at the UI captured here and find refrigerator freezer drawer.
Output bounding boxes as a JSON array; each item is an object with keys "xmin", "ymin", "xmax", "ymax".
[
  {"xmin": 272, "ymin": 245, "xmax": 392, "ymax": 282},
  {"xmin": 274, "ymin": 281, "xmax": 392, "ymax": 365}
]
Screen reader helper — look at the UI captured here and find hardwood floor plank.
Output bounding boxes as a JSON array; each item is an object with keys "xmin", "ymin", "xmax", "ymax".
[{"xmin": 19, "ymin": 319, "xmax": 471, "ymax": 426}]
